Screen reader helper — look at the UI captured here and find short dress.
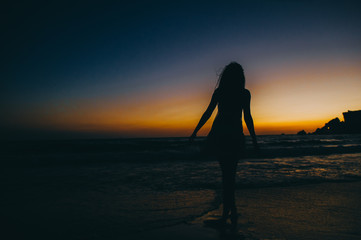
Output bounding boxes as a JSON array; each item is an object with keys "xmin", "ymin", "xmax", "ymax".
[{"xmin": 204, "ymin": 88, "xmax": 249, "ymax": 158}]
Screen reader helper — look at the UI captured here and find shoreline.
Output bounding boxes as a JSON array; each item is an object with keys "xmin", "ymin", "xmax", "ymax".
[{"xmin": 129, "ymin": 181, "xmax": 361, "ymax": 240}]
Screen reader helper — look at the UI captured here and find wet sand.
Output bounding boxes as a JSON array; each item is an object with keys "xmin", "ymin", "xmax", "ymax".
[
  {"xmin": 2, "ymin": 173, "xmax": 361, "ymax": 240},
  {"xmin": 130, "ymin": 181, "xmax": 361, "ymax": 240}
]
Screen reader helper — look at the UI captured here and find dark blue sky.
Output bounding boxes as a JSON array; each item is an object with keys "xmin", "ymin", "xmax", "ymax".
[{"xmin": 2, "ymin": 0, "xmax": 361, "ymax": 138}]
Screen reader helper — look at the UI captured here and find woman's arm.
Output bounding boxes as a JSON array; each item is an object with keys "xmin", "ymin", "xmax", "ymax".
[
  {"xmin": 243, "ymin": 90, "xmax": 258, "ymax": 149},
  {"xmin": 189, "ymin": 90, "xmax": 218, "ymax": 141}
]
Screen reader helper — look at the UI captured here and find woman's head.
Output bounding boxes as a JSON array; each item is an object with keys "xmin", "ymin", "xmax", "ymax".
[{"xmin": 217, "ymin": 62, "xmax": 245, "ymax": 92}]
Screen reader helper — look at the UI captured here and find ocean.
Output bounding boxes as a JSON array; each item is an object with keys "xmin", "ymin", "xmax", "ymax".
[{"xmin": 1, "ymin": 134, "xmax": 361, "ymax": 238}]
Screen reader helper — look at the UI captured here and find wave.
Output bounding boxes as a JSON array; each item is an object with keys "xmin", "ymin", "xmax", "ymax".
[{"xmin": 1, "ymin": 134, "xmax": 361, "ymax": 166}]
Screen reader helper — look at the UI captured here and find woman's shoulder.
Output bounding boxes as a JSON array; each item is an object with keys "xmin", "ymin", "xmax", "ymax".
[
  {"xmin": 213, "ymin": 88, "xmax": 221, "ymax": 97},
  {"xmin": 214, "ymin": 88, "xmax": 250, "ymax": 97},
  {"xmin": 242, "ymin": 88, "xmax": 251, "ymax": 98}
]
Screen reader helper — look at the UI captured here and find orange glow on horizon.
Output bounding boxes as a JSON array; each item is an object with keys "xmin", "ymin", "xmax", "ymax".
[{"xmin": 13, "ymin": 60, "xmax": 361, "ymax": 138}]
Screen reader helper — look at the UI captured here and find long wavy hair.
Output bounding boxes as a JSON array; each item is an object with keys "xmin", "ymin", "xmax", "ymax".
[{"xmin": 216, "ymin": 62, "xmax": 245, "ymax": 95}]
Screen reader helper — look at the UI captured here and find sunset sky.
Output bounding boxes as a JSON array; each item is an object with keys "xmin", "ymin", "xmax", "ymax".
[{"xmin": 2, "ymin": 0, "xmax": 361, "ymax": 139}]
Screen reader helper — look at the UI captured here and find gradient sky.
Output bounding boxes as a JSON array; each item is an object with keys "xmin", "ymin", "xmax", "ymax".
[{"xmin": 2, "ymin": 0, "xmax": 361, "ymax": 139}]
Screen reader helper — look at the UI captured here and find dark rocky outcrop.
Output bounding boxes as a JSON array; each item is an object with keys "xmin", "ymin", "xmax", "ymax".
[
  {"xmin": 312, "ymin": 110, "xmax": 361, "ymax": 135},
  {"xmin": 343, "ymin": 110, "xmax": 361, "ymax": 133},
  {"xmin": 297, "ymin": 130, "xmax": 306, "ymax": 135}
]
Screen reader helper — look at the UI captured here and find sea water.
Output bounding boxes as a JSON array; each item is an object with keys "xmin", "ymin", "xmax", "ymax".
[{"xmin": 1, "ymin": 134, "xmax": 361, "ymax": 237}]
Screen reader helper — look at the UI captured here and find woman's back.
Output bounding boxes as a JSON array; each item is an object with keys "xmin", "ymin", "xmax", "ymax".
[{"xmin": 211, "ymin": 88, "xmax": 250, "ymax": 135}]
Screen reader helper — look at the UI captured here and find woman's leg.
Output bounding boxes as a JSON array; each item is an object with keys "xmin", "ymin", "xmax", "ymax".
[{"xmin": 219, "ymin": 156, "xmax": 238, "ymax": 224}]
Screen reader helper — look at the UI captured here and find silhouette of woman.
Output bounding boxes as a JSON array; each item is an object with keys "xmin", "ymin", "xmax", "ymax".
[{"xmin": 190, "ymin": 62, "xmax": 258, "ymax": 230}]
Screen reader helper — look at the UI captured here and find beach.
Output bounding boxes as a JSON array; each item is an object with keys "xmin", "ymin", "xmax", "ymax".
[
  {"xmin": 3, "ymin": 179, "xmax": 361, "ymax": 240},
  {"xmin": 4, "ymin": 1, "xmax": 361, "ymax": 238},
  {"xmin": 1, "ymin": 135, "xmax": 361, "ymax": 239},
  {"xmin": 130, "ymin": 181, "xmax": 361, "ymax": 240}
]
